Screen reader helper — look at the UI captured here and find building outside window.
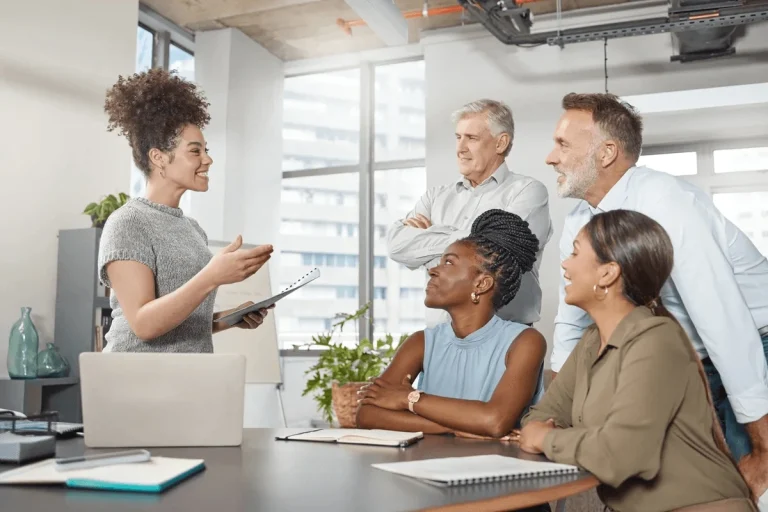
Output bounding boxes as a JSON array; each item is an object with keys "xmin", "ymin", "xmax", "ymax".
[{"xmin": 278, "ymin": 61, "xmax": 426, "ymax": 348}]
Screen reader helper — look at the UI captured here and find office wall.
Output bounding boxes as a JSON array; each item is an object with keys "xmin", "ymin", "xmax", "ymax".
[
  {"xmin": 422, "ymin": 24, "xmax": 768, "ymax": 365},
  {"xmin": 0, "ymin": 0, "xmax": 137, "ymax": 377},
  {"xmin": 194, "ymin": 28, "xmax": 295, "ymax": 426}
]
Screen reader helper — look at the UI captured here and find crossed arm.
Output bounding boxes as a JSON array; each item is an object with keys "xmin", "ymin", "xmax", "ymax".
[
  {"xmin": 386, "ymin": 181, "xmax": 552, "ymax": 271},
  {"xmin": 356, "ymin": 329, "xmax": 547, "ymax": 438}
]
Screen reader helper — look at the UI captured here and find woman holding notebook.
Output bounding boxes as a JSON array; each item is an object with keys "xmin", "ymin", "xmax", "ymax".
[
  {"xmin": 518, "ymin": 210, "xmax": 754, "ymax": 512},
  {"xmin": 98, "ymin": 69, "xmax": 273, "ymax": 353},
  {"xmin": 357, "ymin": 209, "xmax": 546, "ymax": 440}
]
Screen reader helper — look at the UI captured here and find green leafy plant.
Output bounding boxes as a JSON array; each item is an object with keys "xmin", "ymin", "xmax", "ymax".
[
  {"xmin": 83, "ymin": 193, "xmax": 130, "ymax": 228},
  {"xmin": 301, "ymin": 302, "xmax": 409, "ymax": 425}
]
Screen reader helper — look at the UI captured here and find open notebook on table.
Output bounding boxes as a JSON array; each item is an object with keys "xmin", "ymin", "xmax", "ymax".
[
  {"xmin": 0, "ymin": 456, "xmax": 205, "ymax": 493},
  {"xmin": 275, "ymin": 429, "xmax": 423, "ymax": 447},
  {"xmin": 372, "ymin": 454, "xmax": 580, "ymax": 487}
]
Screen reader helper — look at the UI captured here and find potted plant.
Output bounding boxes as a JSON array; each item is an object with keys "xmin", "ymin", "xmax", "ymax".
[
  {"xmin": 83, "ymin": 193, "xmax": 130, "ymax": 228},
  {"xmin": 301, "ymin": 303, "xmax": 408, "ymax": 427}
]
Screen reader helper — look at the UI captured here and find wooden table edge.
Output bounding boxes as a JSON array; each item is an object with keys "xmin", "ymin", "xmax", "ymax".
[{"xmin": 418, "ymin": 474, "xmax": 600, "ymax": 512}]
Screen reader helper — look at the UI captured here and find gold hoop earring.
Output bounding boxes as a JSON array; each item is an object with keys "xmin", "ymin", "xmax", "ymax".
[
  {"xmin": 470, "ymin": 292, "xmax": 480, "ymax": 304},
  {"xmin": 593, "ymin": 284, "xmax": 609, "ymax": 300}
]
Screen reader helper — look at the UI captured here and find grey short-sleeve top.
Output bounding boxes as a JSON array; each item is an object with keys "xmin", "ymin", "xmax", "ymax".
[{"xmin": 97, "ymin": 197, "xmax": 216, "ymax": 353}]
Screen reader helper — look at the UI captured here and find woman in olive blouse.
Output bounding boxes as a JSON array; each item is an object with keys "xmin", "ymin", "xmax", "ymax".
[{"xmin": 518, "ymin": 210, "xmax": 754, "ymax": 512}]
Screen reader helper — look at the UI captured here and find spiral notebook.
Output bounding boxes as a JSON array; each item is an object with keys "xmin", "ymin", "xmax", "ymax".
[
  {"xmin": 217, "ymin": 268, "xmax": 320, "ymax": 326},
  {"xmin": 371, "ymin": 454, "xmax": 580, "ymax": 487}
]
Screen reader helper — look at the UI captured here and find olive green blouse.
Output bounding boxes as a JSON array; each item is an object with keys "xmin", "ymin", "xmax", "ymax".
[{"xmin": 523, "ymin": 307, "xmax": 751, "ymax": 512}]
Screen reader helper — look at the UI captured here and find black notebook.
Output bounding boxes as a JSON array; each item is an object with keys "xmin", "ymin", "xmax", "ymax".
[{"xmin": 275, "ymin": 429, "xmax": 423, "ymax": 447}]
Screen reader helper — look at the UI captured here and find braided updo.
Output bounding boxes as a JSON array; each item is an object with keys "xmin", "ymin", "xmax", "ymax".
[{"xmin": 462, "ymin": 209, "xmax": 539, "ymax": 311}]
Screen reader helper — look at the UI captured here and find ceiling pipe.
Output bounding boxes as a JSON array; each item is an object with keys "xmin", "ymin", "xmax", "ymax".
[
  {"xmin": 337, "ymin": 0, "xmax": 549, "ymax": 34},
  {"xmin": 457, "ymin": 0, "xmax": 768, "ymax": 46}
]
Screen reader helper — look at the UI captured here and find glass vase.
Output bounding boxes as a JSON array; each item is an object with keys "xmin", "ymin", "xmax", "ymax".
[
  {"xmin": 36, "ymin": 342, "xmax": 70, "ymax": 378},
  {"xmin": 7, "ymin": 307, "xmax": 39, "ymax": 379}
]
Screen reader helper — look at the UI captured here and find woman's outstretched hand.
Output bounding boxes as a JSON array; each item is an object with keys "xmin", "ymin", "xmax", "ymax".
[{"xmin": 204, "ymin": 235, "xmax": 273, "ymax": 286}]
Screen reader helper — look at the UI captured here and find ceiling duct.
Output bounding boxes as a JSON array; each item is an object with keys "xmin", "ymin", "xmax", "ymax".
[
  {"xmin": 669, "ymin": 0, "xmax": 741, "ymax": 61},
  {"xmin": 458, "ymin": 0, "xmax": 768, "ymax": 62}
]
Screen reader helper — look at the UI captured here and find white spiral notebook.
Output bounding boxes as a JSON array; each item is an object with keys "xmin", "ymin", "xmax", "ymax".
[
  {"xmin": 217, "ymin": 268, "xmax": 320, "ymax": 326},
  {"xmin": 371, "ymin": 454, "xmax": 580, "ymax": 487}
]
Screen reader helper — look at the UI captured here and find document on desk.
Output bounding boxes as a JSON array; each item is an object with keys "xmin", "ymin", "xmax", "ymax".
[
  {"xmin": 372, "ymin": 454, "xmax": 580, "ymax": 487},
  {"xmin": 276, "ymin": 428, "xmax": 423, "ymax": 447},
  {"xmin": 0, "ymin": 456, "xmax": 205, "ymax": 493}
]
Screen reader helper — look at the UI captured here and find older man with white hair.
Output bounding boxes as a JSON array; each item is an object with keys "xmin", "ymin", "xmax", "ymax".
[{"xmin": 387, "ymin": 99, "xmax": 553, "ymax": 327}]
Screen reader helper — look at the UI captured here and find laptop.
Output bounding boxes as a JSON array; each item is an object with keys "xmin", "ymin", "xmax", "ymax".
[{"xmin": 79, "ymin": 352, "xmax": 246, "ymax": 448}]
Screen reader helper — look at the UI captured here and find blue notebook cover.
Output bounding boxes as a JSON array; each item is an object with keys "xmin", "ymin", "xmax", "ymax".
[
  {"xmin": 0, "ymin": 456, "xmax": 205, "ymax": 493},
  {"xmin": 65, "ymin": 461, "xmax": 205, "ymax": 493}
]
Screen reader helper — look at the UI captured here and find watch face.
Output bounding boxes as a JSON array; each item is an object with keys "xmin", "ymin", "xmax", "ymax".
[{"xmin": 408, "ymin": 391, "xmax": 420, "ymax": 403}]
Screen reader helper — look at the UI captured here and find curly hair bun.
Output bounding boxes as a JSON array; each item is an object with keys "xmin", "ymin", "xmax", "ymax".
[{"xmin": 104, "ymin": 68, "xmax": 210, "ymax": 175}]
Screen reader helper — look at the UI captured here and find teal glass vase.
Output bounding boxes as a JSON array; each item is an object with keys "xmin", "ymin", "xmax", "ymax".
[
  {"xmin": 37, "ymin": 342, "xmax": 70, "ymax": 378},
  {"xmin": 7, "ymin": 307, "xmax": 39, "ymax": 379}
]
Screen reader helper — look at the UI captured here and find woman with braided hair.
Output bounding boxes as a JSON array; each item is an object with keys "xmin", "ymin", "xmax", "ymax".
[{"xmin": 357, "ymin": 208, "xmax": 546, "ymax": 440}]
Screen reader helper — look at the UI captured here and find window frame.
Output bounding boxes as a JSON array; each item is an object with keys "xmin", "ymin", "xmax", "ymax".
[
  {"xmin": 133, "ymin": 8, "xmax": 196, "ymax": 211},
  {"xmin": 640, "ymin": 138, "xmax": 768, "ymax": 195},
  {"xmin": 281, "ymin": 56, "xmax": 426, "ymax": 344}
]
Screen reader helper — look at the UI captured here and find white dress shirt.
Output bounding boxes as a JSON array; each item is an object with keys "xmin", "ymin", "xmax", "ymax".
[
  {"xmin": 387, "ymin": 163, "xmax": 553, "ymax": 326},
  {"xmin": 552, "ymin": 166, "xmax": 768, "ymax": 423}
]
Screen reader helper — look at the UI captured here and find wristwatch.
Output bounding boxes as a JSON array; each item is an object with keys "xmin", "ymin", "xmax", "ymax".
[{"xmin": 407, "ymin": 390, "xmax": 422, "ymax": 413}]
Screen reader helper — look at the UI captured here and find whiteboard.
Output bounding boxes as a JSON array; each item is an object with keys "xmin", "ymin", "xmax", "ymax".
[{"xmin": 208, "ymin": 240, "xmax": 282, "ymax": 385}]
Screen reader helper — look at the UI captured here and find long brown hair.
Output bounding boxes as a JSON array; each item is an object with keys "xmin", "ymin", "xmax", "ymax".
[{"xmin": 584, "ymin": 210, "xmax": 732, "ymax": 462}]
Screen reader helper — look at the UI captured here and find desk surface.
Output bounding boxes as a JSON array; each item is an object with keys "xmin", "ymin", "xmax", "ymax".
[{"xmin": 0, "ymin": 428, "xmax": 598, "ymax": 512}]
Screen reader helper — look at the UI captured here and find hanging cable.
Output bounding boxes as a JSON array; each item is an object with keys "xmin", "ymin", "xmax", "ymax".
[{"xmin": 604, "ymin": 37, "xmax": 609, "ymax": 93}]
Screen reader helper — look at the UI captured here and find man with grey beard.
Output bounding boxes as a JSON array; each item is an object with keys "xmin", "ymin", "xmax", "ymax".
[{"xmin": 546, "ymin": 92, "xmax": 768, "ymax": 502}]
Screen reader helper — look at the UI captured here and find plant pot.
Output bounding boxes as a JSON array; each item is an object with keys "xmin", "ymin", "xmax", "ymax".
[
  {"xmin": 91, "ymin": 215, "xmax": 105, "ymax": 229},
  {"xmin": 332, "ymin": 381, "xmax": 367, "ymax": 428}
]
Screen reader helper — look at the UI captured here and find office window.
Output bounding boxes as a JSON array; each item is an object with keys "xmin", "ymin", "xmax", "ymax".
[
  {"xmin": 375, "ymin": 60, "xmax": 426, "ymax": 162},
  {"xmin": 277, "ymin": 174, "xmax": 360, "ymax": 347},
  {"xmin": 713, "ymin": 191, "xmax": 768, "ymax": 256},
  {"xmin": 169, "ymin": 43, "xmax": 195, "ymax": 82},
  {"xmin": 130, "ymin": 26, "xmax": 195, "ymax": 215},
  {"xmin": 373, "ymin": 168, "xmax": 428, "ymax": 338},
  {"xmin": 280, "ymin": 60, "xmax": 425, "ymax": 347},
  {"xmin": 280, "ymin": 220, "xmax": 358, "ymax": 238},
  {"xmin": 337, "ymin": 286, "xmax": 358, "ymax": 299},
  {"xmin": 714, "ymin": 147, "xmax": 768, "ymax": 173},
  {"xmin": 136, "ymin": 26, "xmax": 153, "ymax": 73},
  {"xmin": 130, "ymin": 26, "xmax": 155, "ymax": 204},
  {"xmin": 637, "ymin": 152, "xmax": 697, "ymax": 176},
  {"xmin": 283, "ymin": 69, "xmax": 361, "ymax": 171}
]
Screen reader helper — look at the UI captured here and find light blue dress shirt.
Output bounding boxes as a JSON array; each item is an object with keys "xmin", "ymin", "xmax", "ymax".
[{"xmin": 552, "ymin": 166, "xmax": 768, "ymax": 423}]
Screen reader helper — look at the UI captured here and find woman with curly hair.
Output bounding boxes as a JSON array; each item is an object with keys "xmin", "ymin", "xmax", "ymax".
[
  {"xmin": 357, "ymin": 209, "xmax": 546, "ymax": 442},
  {"xmin": 98, "ymin": 69, "xmax": 273, "ymax": 353}
]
